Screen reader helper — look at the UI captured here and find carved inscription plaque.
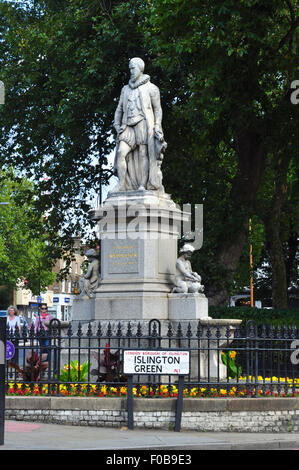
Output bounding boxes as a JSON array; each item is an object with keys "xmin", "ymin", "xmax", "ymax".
[{"xmin": 108, "ymin": 240, "xmax": 139, "ymax": 274}]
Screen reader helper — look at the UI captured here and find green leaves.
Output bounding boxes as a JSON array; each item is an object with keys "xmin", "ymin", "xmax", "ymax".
[
  {"xmin": 221, "ymin": 350, "xmax": 242, "ymax": 379},
  {"xmin": 0, "ymin": 0, "xmax": 297, "ymax": 305},
  {"xmin": 139, "ymin": 0, "xmax": 298, "ymax": 303},
  {"xmin": 0, "ymin": 169, "xmax": 56, "ymax": 293},
  {"xmin": 59, "ymin": 360, "xmax": 90, "ymax": 383}
]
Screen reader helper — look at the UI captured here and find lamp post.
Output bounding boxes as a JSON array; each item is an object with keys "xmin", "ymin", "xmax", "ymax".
[{"xmin": 0, "ymin": 202, "xmax": 8, "ymax": 445}]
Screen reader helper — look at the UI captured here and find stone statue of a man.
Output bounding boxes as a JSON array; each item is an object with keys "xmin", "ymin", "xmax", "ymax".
[
  {"xmin": 112, "ymin": 57, "xmax": 167, "ymax": 192},
  {"xmin": 78, "ymin": 249, "xmax": 100, "ymax": 298},
  {"xmin": 172, "ymin": 244, "xmax": 204, "ymax": 294}
]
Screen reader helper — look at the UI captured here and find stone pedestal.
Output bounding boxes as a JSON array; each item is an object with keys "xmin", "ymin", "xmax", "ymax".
[
  {"xmin": 168, "ymin": 293, "xmax": 209, "ymax": 320},
  {"xmin": 73, "ymin": 189, "xmax": 211, "ymax": 323},
  {"xmin": 71, "ymin": 189, "xmax": 241, "ymax": 381},
  {"xmin": 195, "ymin": 318, "xmax": 242, "ymax": 380},
  {"xmin": 72, "ymin": 296, "xmax": 94, "ymax": 324},
  {"xmin": 87, "ymin": 189, "xmax": 195, "ymax": 322}
]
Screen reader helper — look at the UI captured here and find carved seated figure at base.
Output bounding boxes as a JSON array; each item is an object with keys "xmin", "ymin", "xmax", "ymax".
[
  {"xmin": 78, "ymin": 249, "xmax": 100, "ymax": 298},
  {"xmin": 172, "ymin": 244, "xmax": 204, "ymax": 294}
]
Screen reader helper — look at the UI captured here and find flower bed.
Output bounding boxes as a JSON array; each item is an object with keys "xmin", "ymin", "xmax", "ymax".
[{"xmin": 6, "ymin": 376, "xmax": 299, "ymax": 398}]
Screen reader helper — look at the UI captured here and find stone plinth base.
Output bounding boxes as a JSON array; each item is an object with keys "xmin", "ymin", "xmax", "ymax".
[
  {"xmin": 87, "ymin": 189, "xmax": 190, "ymax": 321},
  {"xmin": 72, "ymin": 296, "xmax": 94, "ymax": 324},
  {"xmin": 72, "ymin": 292, "xmax": 210, "ymax": 323},
  {"xmin": 195, "ymin": 318, "xmax": 242, "ymax": 380},
  {"xmin": 168, "ymin": 293, "xmax": 209, "ymax": 320},
  {"xmin": 93, "ymin": 292, "xmax": 169, "ymax": 321}
]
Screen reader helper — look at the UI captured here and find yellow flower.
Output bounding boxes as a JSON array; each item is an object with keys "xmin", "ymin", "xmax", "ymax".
[
  {"xmin": 229, "ymin": 351, "xmax": 236, "ymax": 359},
  {"xmin": 100, "ymin": 385, "xmax": 108, "ymax": 396}
]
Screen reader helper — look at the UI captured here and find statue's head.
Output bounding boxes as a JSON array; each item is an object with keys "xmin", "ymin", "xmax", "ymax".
[
  {"xmin": 179, "ymin": 243, "xmax": 195, "ymax": 259},
  {"xmin": 85, "ymin": 248, "xmax": 98, "ymax": 259},
  {"xmin": 129, "ymin": 57, "xmax": 145, "ymax": 82}
]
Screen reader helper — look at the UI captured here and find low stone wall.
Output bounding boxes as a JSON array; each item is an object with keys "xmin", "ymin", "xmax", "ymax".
[{"xmin": 5, "ymin": 397, "xmax": 299, "ymax": 433}]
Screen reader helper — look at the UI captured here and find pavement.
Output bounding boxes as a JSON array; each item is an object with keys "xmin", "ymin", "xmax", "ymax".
[{"xmin": 0, "ymin": 420, "xmax": 299, "ymax": 451}]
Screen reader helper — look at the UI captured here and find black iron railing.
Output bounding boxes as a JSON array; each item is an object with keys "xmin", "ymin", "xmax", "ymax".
[{"xmin": 5, "ymin": 319, "xmax": 299, "ymax": 398}]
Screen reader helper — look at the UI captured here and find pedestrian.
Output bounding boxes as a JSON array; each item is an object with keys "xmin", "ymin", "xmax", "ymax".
[
  {"xmin": 31, "ymin": 312, "xmax": 37, "ymax": 326},
  {"xmin": 33, "ymin": 304, "xmax": 53, "ymax": 360},
  {"xmin": 6, "ymin": 305, "xmax": 21, "ymax": 367},
  {"xmin": 6, "ymin": 305, "xmax": 21, "ymax": 334}
]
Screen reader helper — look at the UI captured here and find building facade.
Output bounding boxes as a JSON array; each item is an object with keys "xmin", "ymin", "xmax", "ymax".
[
  {"xmin": 14, "ymin": 247, "xmax": 87, "ymax": 322},
  {"xmin": 49, "ymin": 251, "xmax": 86, "ymax": 320}
]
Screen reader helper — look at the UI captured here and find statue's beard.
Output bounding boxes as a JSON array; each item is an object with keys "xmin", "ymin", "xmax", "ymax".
[{"xmin": 131, "ymin": 73, "xmax": 140, "ymax": 82}]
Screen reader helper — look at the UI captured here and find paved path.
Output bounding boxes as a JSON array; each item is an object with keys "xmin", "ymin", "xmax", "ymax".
[{"xmin": 1, "ymin": 420, "xmax": 299, "ymax": 451}]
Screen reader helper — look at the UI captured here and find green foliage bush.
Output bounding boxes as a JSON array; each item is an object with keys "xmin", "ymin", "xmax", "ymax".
[{"xmin": 209, "ymin": 306, "xmax": 299, "ymax": 328}]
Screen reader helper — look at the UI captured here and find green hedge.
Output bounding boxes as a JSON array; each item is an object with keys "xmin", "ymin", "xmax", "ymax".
[{"xmin": 209, "ymin": 306, "xmax": 299, "ymax": 328}]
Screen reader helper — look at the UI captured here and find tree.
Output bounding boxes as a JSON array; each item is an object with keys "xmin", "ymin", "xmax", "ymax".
[
  {"xmin": 137, "ymin": 0, "xmax": 299, "ymax": 306},
  {"xmin": 0, "ymin": 169, "xmax": 56, "ymax": 294},
  {"xmin": 0, "ymin": 0, "xmax": 143, "ymax": 257},
  {"xmin": 0, "ymin": 0, "xmax": 298, "ymax": 306},
  {"xmin": 0, "ymin": 0, "xmax": 191, "ymax": 253},
  {"xmin": 255, "ymin": 152, "xmax": 298, "ymax": 307}
]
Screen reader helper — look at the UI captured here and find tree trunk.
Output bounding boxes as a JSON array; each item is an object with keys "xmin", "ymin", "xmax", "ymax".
[
  {"xmin": 208, "ymin": 127, "xmax": 265, "ymax": 306},
  {"xmin": 267, "ymin": 226, "xmax": 288, "ymax": 309},
  {"xmin": 285, "ymin": 230, "xmax": 298, "ymax": 295},
  {"xmin": 263, "ymin": 154, "xmax": 289, "ymax": 309},
  {"xmin": 207, "ymin": 227, "xmax": 248, "ymax": 306}
]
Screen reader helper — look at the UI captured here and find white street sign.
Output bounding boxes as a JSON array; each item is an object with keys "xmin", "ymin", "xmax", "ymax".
[{"xmin": 123, "ymin": 350, "xmax": 190, "ymax": 375}]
